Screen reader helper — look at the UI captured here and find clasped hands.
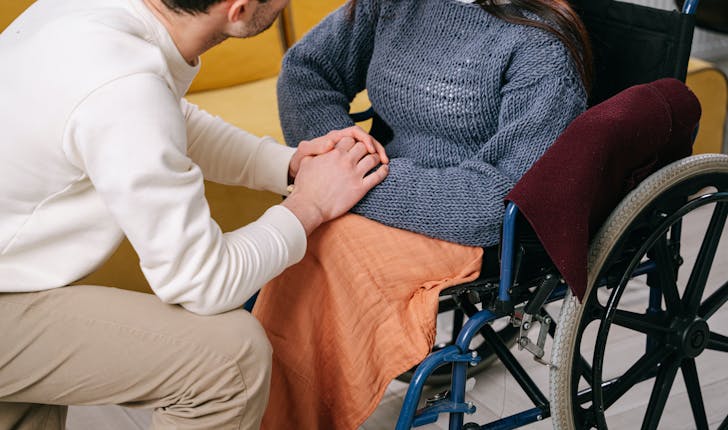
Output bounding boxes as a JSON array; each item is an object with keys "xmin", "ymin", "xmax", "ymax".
[{"xmin": 282, "ymin": 126, "xmax": 389, "ymax": 235}]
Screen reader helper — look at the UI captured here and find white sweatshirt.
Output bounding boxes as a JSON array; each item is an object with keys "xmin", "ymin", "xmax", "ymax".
[{"xmin": 0, "ymin": 0, "xmax": 307, "ymax": 315}]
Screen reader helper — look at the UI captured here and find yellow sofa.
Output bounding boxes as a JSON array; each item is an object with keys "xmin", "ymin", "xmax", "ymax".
[{"xmin": 2, "ymin": 0, "xmax": 726, "ymax": 294}]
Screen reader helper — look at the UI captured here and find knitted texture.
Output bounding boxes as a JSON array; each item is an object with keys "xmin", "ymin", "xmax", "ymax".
[{"xmin": 277, "ymin": 0, "xmax": 587, "ymax": 247}]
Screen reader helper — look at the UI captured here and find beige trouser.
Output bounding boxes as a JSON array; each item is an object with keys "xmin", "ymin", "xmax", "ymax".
[{"xmin": 0, "ymin": 285, "xmax": 272, "ymax": 430}]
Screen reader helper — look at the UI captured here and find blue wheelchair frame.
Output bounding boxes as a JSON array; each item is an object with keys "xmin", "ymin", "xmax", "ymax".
[
  {"xmin": 395, "ymin": 203, "xmax": 561, "ymax": 430},
  {"xmin": 394, "ymin": 2, "xmax": 702, "ymax": 428}
]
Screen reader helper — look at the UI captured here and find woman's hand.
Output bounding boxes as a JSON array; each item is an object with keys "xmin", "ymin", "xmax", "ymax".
[
  {"xmin": 282, "ymin": 137, "xmax": 389, "ymax": 235},
  {"xmin": 288, "ymin": 126, "xmax": 388, "ymax": 179}
]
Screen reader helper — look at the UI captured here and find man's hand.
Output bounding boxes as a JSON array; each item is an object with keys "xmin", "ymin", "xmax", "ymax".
[
  {"xmin": 282, "ymin": 137, "xmax": 389, "ymax": 235},
  {"xmin": 288, "ymin": 126, "xmax": 388, "ymax": 179}
]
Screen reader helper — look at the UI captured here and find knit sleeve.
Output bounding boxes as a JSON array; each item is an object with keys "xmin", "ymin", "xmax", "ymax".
[
  {"xmin": 276, "ymin": 0, "xmax": 379, "ymax": 146},
  {"xmin": 351, "ymin": 43, "xmax": 587, "ymax": 247}
]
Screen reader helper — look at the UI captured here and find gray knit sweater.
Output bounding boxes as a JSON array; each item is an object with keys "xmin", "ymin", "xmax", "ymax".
[{"xmin": 277, "ymin": 0, "xmax": 587, "ymax": 247}]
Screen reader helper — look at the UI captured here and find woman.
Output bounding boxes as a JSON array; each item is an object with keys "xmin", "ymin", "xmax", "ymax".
[{"xmin": 253, "ymin": 0, "xmax": 592, "ymax": 428}]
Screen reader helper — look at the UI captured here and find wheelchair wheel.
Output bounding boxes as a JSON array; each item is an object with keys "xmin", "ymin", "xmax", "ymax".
[
  {"xmin": 396, "ymin": 296, "xmax": 519, "ymax": 386},
  {"xmin": 550, "ymin": 154, "xmax": 728, "ymax": 429}
]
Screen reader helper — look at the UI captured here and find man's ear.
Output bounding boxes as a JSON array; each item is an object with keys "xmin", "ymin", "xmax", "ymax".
[{"xmin": 226, "ymin": 0, "xmax": 250, "ymax": 23}]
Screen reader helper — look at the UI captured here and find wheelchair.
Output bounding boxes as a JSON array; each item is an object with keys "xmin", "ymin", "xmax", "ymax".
[{"xmin": 389, "ymin": 0, "xmax": 728, "ymax": 429}]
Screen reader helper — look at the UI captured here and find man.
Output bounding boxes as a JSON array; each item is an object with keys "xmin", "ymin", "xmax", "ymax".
[{"xmin": 0, "ymin": 0, "xmax": 388, "ymax": 428}]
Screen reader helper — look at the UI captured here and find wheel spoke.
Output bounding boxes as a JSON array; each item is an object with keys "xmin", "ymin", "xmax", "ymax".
[
  {"xmin": 699, "ymin": 279, "xmax": 728, "ymax": 320},
  {"xmin": 612, "ymin": 309, "xmax": 670, "ymax": 337},
  {"xmin": 574, "ymin": 407, "xmax": 598, "ymax": 429},
  {"xmin": 577, "ymin": 354, "xmax": 594, "ymax": 387},
  {"xmin": 684, "ymin": 202, "xmax": 728, "ymax": 314},
  {"xmin": 641, "ymin": 358, "xmax": 680, "ymax": 430},
  {"xmin": 602, "ymin": 346, "xmax": 667, "ymax": 409},
  {"xmin": 577, "ymin": 374, "xmax": 620, "ymax": 405},
  {"xmin": 587, "ymin": 302, "xmax": 606, "ymax": 321},
  {"xmin": 707, "ymin": 332, "xmax": 728, "ymax": 352},
  {"xmin": 653, "ymin": 235, "xmax": 683, "ymax": 314},
  {"xmin": 719, "ymin": 415, "xmax": 728, "ymax": 430},
  {"xmin": 681, "ymin": 358, "xmax": 709, "ymax": 430},
  {"xmin": 574, "ymin": 341, "xmax": 595, "ymax": 405}
]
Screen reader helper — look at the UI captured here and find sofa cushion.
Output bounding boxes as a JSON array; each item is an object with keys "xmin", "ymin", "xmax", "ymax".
[
  {"xmin": 686, "ymin": 58, "xmax": 728, "ymax": 154},
  {"xmin": 187, "ymin": 76, "xmax": 284, "ymax": 140}
]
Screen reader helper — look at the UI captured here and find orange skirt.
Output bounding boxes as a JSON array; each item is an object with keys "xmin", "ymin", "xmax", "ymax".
[{"xmin": 253, "ymin": 214, "xmax": 483, "ymax": 429}]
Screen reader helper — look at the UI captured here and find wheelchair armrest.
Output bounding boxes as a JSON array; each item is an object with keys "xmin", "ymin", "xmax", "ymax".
[
  {"xmin": 349, "ymin": 107, "xmax": 394, "ymax": 145},
  {"xmin": 349, "ymin": 107, "xmax": 374, "ymax": 123}
]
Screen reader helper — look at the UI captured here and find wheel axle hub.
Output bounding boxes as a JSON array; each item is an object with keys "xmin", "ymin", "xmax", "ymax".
[{"xmin": 674, "ymin": 317, "xmax": 710, "ymax": 358}]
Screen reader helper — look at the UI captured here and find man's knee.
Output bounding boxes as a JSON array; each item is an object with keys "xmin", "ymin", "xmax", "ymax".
[
  {"xmin": 205, "ymin": 310, "xmax": 272, "ymax": 427},
  {"xmin": 155, "ymin": 309, "xmax": 272, "ymax": 428},
  {"xmin": 216, "ymin": 309, "xmax": 272, "ymax": 371},
  {"xmin": 202, "ymin": 309, "xmax": 272, "ymax": 403}
]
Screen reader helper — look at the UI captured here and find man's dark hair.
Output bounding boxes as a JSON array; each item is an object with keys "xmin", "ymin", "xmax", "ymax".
[{"xmin": 162, "ymin": 0, "xmax": 267, "ymax": 15}]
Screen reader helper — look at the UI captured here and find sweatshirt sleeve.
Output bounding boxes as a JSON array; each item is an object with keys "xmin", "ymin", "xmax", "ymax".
[
  {"xmin": 276, "ymin": 0, "xmax": 380, "ymax": 147},
  {"xmin": 181, "ymin": 98, "xmax": 295, "ymax": 195},
  {"xmin": 63, "ymin": 73, "xmax": 306, "ymax": 315}
]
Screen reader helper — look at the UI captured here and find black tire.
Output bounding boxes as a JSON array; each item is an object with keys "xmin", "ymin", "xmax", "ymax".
[{"xmin": 550, "ymin": 154, "xmax": 728, "ymax": 429}]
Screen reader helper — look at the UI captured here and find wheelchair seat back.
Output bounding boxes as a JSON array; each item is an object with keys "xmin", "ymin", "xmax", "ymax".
[{"xmin": 570, "ymin": 0, "xmax": 695, "ymax": 106}]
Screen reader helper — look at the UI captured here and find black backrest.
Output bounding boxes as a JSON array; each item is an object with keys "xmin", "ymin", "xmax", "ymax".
[{"xmin": 570, "ymin": 0, "xmax": 696, "ymax": 106}]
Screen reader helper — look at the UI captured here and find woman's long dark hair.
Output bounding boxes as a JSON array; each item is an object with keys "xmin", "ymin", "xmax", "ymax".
[{"xmin": 348, "ymin": 0, "xmax": 593, "ymax": 92}]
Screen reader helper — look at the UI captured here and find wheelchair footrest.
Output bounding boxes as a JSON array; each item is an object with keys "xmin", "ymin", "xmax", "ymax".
[{"xmin": 413, "ymin": 398, "xmax": 476, "ymax": 427}]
